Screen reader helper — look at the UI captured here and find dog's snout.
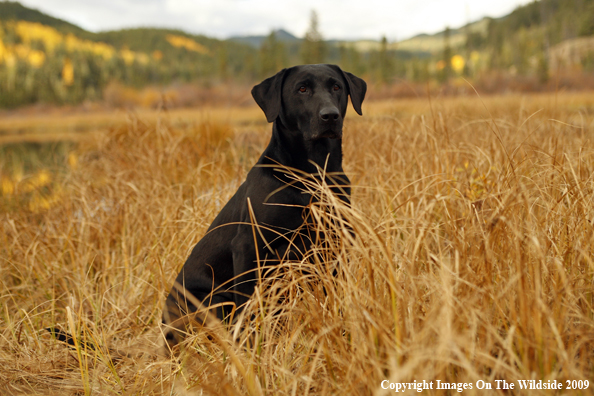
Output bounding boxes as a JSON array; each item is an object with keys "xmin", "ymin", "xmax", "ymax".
[{"xmin": 320, "ymin": 107, "xmax": 340, "ymax": 123}]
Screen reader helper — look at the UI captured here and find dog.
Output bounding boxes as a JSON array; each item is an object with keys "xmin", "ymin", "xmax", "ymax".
[{"xmin": 162, "ymin": 64, "xmax": 366, "ymax": 347}]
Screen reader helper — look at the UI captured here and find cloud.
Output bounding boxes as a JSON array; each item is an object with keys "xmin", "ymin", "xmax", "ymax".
[{"xmin": 18, "ymin": 0, "xmax": 533, "ymax": 40}]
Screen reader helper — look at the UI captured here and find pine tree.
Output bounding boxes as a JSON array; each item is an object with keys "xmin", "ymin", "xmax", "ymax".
[
  {"xmin": 301, "ymin": 10, "xmax": 326, "ymax": 64},
  {"xmin": 260, "ymin": 31, "xmax": 286, "ymax": 77},
  {"xmin": 377, "ymin": 35, "xmax": 393, "ymax": 83},
  {"xmin": 440, "ymin": 26, "xmax": 452, "ymax": 82}
]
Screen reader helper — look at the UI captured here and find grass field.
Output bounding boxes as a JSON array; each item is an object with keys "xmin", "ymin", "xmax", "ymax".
[{"xmin": 1, "ymin": 92, "xmax": 594, "ymax": 395}]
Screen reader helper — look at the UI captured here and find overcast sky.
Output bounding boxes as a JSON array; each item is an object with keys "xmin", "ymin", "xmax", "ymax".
[{"xmin": 17, "ymin": 0, "xmax": 534, "ymax": 41}]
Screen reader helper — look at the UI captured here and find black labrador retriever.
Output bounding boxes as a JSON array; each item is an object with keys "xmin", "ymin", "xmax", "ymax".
[{"xmin": 163, "ymin": 64, "xmax": 366, "ymax": 346}]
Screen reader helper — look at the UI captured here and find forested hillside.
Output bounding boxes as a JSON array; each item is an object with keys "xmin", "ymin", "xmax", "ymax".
[
  {"xmin": 0, "ymin": 2, "xmax": 265, "ymax": 107},
  {"xmin": 480, "ymin": 0, "xmax": 594, "ymax": 74},
  {"xmin": 0, "ymin": 1, "xmax": 86, "ymax": 35},
  {"xmin": 1, "ymin": 0, "xmax": 594, "ymax": 108}
]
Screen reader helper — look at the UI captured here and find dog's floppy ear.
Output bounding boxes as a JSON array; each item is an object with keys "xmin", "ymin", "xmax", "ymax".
[
  {"xmin": 329, "ymin": 65, "xmax": 367, "ymax": 116},
  {"xmin": 251, "ymin": 68, "xmax": 287, "ymax": 123},
  {"xmin": 341, "ymin": 70, "xmax": 367, "ymax": 116}
]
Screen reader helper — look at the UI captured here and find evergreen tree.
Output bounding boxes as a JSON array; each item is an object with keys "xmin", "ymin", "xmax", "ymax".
[
  {"xmin": 377, "ymin": 35, "xmax": 393, "ymax": 83},
  {"xmin": 339, "ymin": 43, "xmax": 348, "ymax": 69},
  {"xmin": 217, "ymin": 42, "xmax": 229, "ymax": 82},
  {"xmin": 260, "ymin": 31, "xmax": 286, "ymax": 77},
  {"xmin": 486, "ymin": 18, "xmax": 504, "ymax": 69},
  {"xmin": 440, "ymin": 26, "xmax": 452, "ymax": 82},
  {"xmin": 301, "ymin": 10, "xmax": 326, "ymax": 64}
]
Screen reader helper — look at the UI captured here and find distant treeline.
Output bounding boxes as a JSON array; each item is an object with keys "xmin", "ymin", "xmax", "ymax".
[{"xmin": 1, "ymin": 0, "xmax": 594, "ymax": 108}]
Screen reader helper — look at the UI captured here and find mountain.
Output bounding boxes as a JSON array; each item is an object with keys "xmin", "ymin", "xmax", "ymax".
[
  {"xmin": 229, "ymin": 29, "xmax": 300, "ymax": 48},
  {"xmin": 394, "ymin": 0, "xmax": 594, "ymax": 54},
  {"xmin": 91, "ymin": 27, "xmax": 225, "ymax": 56},
  {"xmin": 0, "ymin": 2, "xmax": 259, "ymax": 108},
  {"xmin": 395, "ymin": 18, "xmax": 490, "ymax": 53},
  {"xmin": 0, "ymin": 1, "xmax": 245, "ymax": 57},
  {"xmin": 0, "ymin": 1, "xmax": 88, "ymax": 36}
]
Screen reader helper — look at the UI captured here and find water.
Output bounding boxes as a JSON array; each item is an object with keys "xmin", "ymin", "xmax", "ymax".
[{"xmin": 0, "ymin": 140, "xmax": 77, "ymax": 177}]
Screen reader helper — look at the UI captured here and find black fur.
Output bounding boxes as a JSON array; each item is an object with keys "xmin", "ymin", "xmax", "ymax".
[{"xmin": 163, "ymin": 64, "xmax": 366, "ymax": 346}]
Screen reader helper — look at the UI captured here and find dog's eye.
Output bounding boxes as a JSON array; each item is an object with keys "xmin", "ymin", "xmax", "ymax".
[
  {"xmin": 299, "ymin": 86, "xmax": 307, "ymax": 93},
  {"xmin": 333, "ymin": 84, "xmax": 340, "ymax": 91}
]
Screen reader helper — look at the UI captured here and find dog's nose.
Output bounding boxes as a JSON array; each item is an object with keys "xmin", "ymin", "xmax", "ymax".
[{"xmin": 320, "ymin": 108, "xmax": 340, "ymax": 123}]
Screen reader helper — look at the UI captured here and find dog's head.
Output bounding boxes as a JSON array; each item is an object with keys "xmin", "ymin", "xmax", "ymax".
[{"xmin": 251, "ymin": 64, "xmax": 366, "ymax": 141}]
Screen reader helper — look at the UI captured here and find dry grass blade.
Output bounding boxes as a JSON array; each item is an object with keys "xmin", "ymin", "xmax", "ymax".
[{"xmin": 1, "ymin": 93, "xmax": 594, "ymax": 395}]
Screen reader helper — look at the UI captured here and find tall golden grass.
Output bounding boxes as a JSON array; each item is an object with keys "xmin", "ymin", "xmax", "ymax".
[{"xmin": 1, "ymin": 92, "xmax": 594, "ymax": 395}]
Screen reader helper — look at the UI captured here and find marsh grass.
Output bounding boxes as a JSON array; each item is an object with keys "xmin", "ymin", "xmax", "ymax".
[{"xmin": 1, "ymin": 93, "xmax": 594, "ymax": 395}]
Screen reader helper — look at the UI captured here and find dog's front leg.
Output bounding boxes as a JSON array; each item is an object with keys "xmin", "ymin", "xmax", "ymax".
[{"xmin": 230, "ymin": 231, "xmax": 259, "ymax": 313}]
